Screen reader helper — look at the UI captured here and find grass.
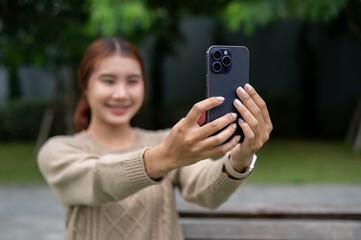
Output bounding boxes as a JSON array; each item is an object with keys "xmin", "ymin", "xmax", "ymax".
[
  {"xmin": 0, "ymin": 142, "xmax": 44, "ymax": 183},
  {"xmin": 0, "ymin": 139, "xmax": 360, "ymax": 183},
  {"xmin": 249, "ymin": 139, "xmax": 361, "ymax": 184}
]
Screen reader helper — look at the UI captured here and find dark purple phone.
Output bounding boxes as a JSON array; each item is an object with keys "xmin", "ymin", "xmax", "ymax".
[{"xmin": 206, "ymin": 45, "xmax": 249, "ymax": 143}]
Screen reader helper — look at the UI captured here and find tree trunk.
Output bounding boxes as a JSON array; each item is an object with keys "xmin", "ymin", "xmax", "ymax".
[
  {"xmin": 346, "ymin": 97, "xmax": 361, "ymax": 144},
  {"xmin": 35, "ymin": 66, "xmax": 76, "ymax": 151},
  {"xmin": 61, "ymin": 66, "xmax": 76, "ymax": 134},
  {"xmin": 8, "ymin": 66, "xmax": 20, "ymax": 100}
]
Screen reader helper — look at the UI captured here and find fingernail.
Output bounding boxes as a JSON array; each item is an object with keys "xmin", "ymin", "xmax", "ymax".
[
  {"xmin": 245, "ymin": 83, "xmax": 252, "ymax": 91},
  {"xmin": 239, "ymin": 118, "xmax": 244, "ymax": 123},
  {"xmin": 234, "ymin": 99, "xmax": 242, "ymax": 107},
  {"xmin": 232, "ymin": 123, "xmax": 237, "ymax": 129},
  {"xmin": 216, "ymin": 96, "xmax": 225, "ymax": 101},
  {"xmin": 231, "ymin": 113, "xmax": 237, "ymax": 119},
  {"xmin": 236, "ymin": 135, "xmax": 241, "ymax": 141},
  {"xmin": 238, "ymin": 87, "xmax": 246, "ymax": 95}
]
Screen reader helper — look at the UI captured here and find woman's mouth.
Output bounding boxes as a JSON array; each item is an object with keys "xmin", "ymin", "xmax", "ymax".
[{"xmin": 107, "ymin": 105, "xmax": 130, "ymax": 115}]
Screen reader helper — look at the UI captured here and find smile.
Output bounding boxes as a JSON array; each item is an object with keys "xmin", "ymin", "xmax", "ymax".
[{"xmin": 107, "ymin": 105, "xmax": 130, "ymax": 115}]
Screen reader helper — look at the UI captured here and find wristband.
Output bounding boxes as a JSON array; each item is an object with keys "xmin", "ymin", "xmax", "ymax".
[{"xmin": 224, "ymin": 154, "xmax": 257, "ymax": 179}]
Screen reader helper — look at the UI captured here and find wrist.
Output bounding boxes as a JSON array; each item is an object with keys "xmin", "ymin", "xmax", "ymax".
[
  {"xmin": 224, "ymin": 154, "xmax": 257, "ymax": 180},
  {"xmin": 143, "ymin": 143, "xmax": 173, "ymax": 180},
  {"xmin": 229, "ymin": 154, "xmax": 254, "ymax": 173}
]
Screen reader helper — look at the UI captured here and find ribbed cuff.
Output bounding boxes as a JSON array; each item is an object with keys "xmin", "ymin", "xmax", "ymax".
[
  {"xmin": 124, "ymin": 148, "xmax": 164, "ymax": 186},
  {"xmin": 213, "ymin": 158, "xmax": 245, "ymax": 192}
]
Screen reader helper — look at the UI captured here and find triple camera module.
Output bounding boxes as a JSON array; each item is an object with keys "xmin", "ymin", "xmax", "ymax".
[{"xmin": 211, "ymin": 48, "xmax": 232, "ymax": 73}]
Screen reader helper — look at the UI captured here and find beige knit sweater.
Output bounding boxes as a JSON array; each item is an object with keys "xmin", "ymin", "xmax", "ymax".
[{"xmin": 38, "ymin": 128, "xmax": 247, "ymax": 240}]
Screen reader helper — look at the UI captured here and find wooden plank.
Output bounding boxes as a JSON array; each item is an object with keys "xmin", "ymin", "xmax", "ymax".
[
  {"xmin": 176, "ymin": 186, "xmax": 361, "ymax": 239},
  {"xmin": 180, "ymin": 219, "xmax": 361, "ymax": 240},
  {"xmin": 179, "ymin": 210, "xmax": 361, "ymax": 220},
  {"xmin": 176, "ymin": 185, "xmax": 361, "ymax": 221}
]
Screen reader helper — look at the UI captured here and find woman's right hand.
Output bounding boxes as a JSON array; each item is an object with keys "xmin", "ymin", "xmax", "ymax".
[{"xmin": 144, "ymin": 97, "xmax": 240, "ymax": 179}]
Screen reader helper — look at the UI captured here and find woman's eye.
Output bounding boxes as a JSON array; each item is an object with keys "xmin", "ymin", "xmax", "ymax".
[
  {"xmin": 102, "ymin": 79, "xmax": 114, "ymax": 85},
  {"xmin": 128, "ymin": 79, "xmax": 139, "ymax": 85}
]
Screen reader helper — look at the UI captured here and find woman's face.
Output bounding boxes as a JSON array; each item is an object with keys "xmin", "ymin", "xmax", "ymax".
[{"xmin": 86, "ymin": 54, "xmax": 145, "ymax": 128}]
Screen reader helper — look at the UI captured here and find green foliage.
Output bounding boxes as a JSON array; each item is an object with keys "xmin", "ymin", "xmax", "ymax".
[
  {"xmin": 1, "ymin": 0, "xmax": 360, "ymax": 137},
  {"xmin": 84, "ymin": 0, "xmax": 188, "ymax": 46},
  {"xmin": 86, "ymin": 0, "xmax": 154, "ymax": 40},
  {"xmin": 221, "ymin": 0, "xmax": 351, "ymax": 35},
  {"xmin": 0, "ymin": 0, "xmax": 92, "ymax": 68},
  {"xmin": 222, "ymin": 1, "xmax": 282, "ymax": 35},
  {"xmin": 1, "ymin": 0, "xmax": 359, "ymax": 69},
  {"xmin": 293, "ymin": 0, "xmax": 348, "ymax": 22},
  {"xmin": 83, "ymin": 0, "xmax": 361, "ymax": 41},
  {"xmin": 0, "ymin": 0, "xmax": 94, "ymax": 102}
]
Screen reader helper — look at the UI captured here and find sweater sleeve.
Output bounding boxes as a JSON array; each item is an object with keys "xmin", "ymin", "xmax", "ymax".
[
  {"xmin": 37, "ymin": 137, "xmax": 161, "ymax": 206},
  {"xmin": 172, "ymin": 155, "xmax": 246, "ymax": 210}
]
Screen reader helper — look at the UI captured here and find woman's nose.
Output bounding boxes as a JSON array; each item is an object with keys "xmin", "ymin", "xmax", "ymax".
[{"xmin": 112, "ymin": 83, "xmax": 128, "ymax": 99}]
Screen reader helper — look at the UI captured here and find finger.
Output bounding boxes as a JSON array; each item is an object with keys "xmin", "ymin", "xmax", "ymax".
[
  {"xmin": 201, "ymin": 122, "xmax": 238, "ymax": 148},
  {"xmin": 238, "ymin": 119, "xmax": 255, "ymax": 152},
  {"xmin": 236, "ymin": 86, "xmax": 266, "ymax": 128},
  {"xmin": 244, "ymin": 84, "xmax": 272, "ymax": 129},
  {"xmin": 234, "ymin": 99, "xmax": 260, "ymax": 138},
  {"xmin": 199, "ymin": 112, "xmax": 237, "ymax": 138},
  {"xmin": 238, "ymin": 85, "xmax": 272, "ymax": 144},
  {"xmin": 205, "ymin": 135, "xmax": 240, "ymax": 158},
  {"xmin": 186, "ymin": 97, "xmax": 225, "ymax": 125},
  {"xmin": 197, "ymin": 112, "xmax": 207, "ymax": 126}
]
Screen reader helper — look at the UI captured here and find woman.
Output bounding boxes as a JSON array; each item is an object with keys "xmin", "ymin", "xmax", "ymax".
[{"xmin": 38, "ymin": 37, "xmax": 272, "ymax": 240}]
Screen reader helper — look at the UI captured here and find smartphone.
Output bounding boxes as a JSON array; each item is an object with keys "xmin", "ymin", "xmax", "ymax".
[{"xmin": 206, "ymin": 45, "xmax": 249, "ymax": 143}]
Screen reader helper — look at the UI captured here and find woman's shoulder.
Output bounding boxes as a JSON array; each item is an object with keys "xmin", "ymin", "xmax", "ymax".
[
  {"xmin": 42, "ymin": 131, "xmax": 88, "ymax": 147},
  {"xmin": 38, "ymin": 131, "xmax": 91, "ymax": 156},
  {"xmin": 39, "ymin": 128, "xmax": 171, "ymax": 156}
]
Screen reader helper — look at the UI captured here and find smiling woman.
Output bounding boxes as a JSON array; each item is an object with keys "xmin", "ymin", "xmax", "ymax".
[
  {"xmin": 85, "ymin": 55, "xmax": 145, "ymax": 147},
  {"xmin": 37, "ymin": 37, "xmax": 272, "ymax": 240},
  {"xmin": 74, "ymin": 38, "xmax": 146, "ymax": 133}
]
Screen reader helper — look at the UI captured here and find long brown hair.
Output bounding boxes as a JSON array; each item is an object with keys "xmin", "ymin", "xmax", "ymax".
[{"xmin": 74, "ymin": 37, "xmax": 146, "ymax": 131}]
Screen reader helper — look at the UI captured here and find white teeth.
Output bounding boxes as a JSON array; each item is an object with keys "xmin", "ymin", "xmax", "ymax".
[{"xmin": 108, "ymin": 105, "xmax": 127, "ymax": 108}]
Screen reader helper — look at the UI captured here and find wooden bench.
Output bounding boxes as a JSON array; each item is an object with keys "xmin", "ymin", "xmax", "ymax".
[{"xmin": 176, "ymin": 185, "xmax": 361, "ymax": 240}]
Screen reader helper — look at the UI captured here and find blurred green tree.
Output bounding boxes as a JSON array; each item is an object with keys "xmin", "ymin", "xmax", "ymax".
[
  {"xmin": 222, "ymin": 0, "xmax": 359, "ymax": 36},
  {"xmin": 0, "ymin": 0, "xmax": 93, "ymax": 96},
  {"xmin": 1, "ymin": 0, "xmax": 360, "ymax": 138},
  {"xmin": 86, "ymin": 0, "xmax": 361, "ymax": 133},
  {"xmin": 0, "ymin": 0, "xmax": 93, "ymax": 142},
  {"xmin": 218, "ymin": 0, "xmax": 361, "ymax": 137}
]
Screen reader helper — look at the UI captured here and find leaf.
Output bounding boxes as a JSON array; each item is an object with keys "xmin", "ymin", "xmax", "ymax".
[{"xmin": 222, "ymin": 0, "xmax": 282, "ymax": 35}]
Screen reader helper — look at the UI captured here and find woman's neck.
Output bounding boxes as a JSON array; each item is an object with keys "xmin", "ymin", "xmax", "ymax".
[{"xmin": 86, "ymin": 121, "xmax": 137, "ymax": 151}]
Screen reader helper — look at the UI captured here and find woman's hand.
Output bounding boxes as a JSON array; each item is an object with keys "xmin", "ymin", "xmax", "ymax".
[
  {"xmin": 144, "ymin": 85, "xmax": 272, "ymax": 180},
  {"xmin": 228, "ymin": 83, "xmax": 273, "ymax": 173},
  {"xmin": 144, "ymin": 97, "xmax": 240, "ymax": 179}
]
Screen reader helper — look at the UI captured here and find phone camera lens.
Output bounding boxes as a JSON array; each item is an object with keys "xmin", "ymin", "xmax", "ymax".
[
  {"xmin": 213, "ymin": 50, "xmax": 222, "ymax": 60},
  {"xmin": 222, "ymin": 56, "xmax": 231, "ymax": 66},
  {"xmin": 213, "ymin": 61, "xmax": 222, "ymax": 72}
]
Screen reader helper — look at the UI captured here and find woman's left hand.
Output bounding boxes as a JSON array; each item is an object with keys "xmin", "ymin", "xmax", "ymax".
[{"xmin": 228, "ymin": 83, "xmax": 273, "ymax": 172}]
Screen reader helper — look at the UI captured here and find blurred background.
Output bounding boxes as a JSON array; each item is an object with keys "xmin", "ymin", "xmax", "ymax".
[{"xmin": 0, "ymin": 0, "xmax": 361, "ymax": 183}]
